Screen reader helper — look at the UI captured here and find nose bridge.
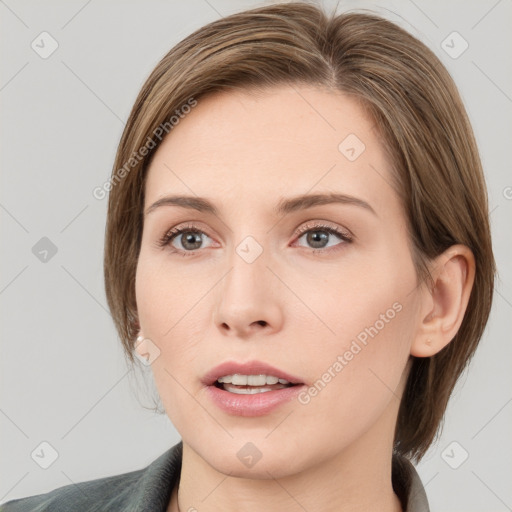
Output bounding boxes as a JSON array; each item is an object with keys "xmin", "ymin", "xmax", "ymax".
[
  {"xmin": 225, "ymin": 231, "xmax": 269, "ymax": 303},
  {"xmin": 224, "ymin": 212, "xmax": 269, "ymax": 279}
]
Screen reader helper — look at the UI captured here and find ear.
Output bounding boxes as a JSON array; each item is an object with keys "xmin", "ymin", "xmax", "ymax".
[{"xmin": 411, "ymin": 244, "xmax": 475, "ymax": 357}]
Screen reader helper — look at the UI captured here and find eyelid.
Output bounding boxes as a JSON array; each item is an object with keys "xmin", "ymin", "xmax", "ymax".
[
  {"xmin": 164, "ymin": 219, "xmax": 353, "ymax": 239},
  {"xmin": 293, "ymin": 220, "xmax": 353, "ymax": 241},
  {"xmin": 157, "ymin": 222, "xmax": 216, "ymax": 250}
]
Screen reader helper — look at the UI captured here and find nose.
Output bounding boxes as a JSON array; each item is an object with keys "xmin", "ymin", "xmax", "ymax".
[{"xmin": 213, "ymin": 241, "xmax": 283, "ymax": 339}]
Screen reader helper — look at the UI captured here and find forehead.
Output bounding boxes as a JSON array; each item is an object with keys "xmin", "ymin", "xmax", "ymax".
[{"xmin": 144, "ymin": 84, "xmax": 396, "ymax": 216}]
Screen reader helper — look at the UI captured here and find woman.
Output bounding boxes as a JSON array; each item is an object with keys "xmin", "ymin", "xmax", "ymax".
[{"xmin": 1, "ymin": 2, "xmax": 495, "ymax": 511}]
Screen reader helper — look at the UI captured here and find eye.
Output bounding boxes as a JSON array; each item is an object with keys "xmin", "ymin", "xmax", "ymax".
[
  {"xmin": 293, "ymin": 221, "xmax": 352, "ymax": 253},
  {"xmin": 157, "ymin": 223, "xmax": 214, "ymax": 255}
]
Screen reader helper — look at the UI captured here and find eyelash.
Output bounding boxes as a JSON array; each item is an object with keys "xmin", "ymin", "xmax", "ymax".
[{"xmin": 156, "ymin": 221, "xmax": 353, "ymax": 257}]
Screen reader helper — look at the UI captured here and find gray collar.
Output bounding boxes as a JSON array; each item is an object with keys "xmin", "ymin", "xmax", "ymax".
[{"xmin": 392, "ymin": 453, "xmax": 431, "ymax": 511}]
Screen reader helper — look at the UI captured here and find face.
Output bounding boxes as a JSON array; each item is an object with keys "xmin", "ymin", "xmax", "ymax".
[{"xmin": 135, "ymin": 84, "xmax": 424, "ymax": 478}]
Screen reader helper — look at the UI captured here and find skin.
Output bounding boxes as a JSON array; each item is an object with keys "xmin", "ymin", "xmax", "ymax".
[{"xmin": 134, "ymin": 84, "xmax": 475, "ymax": 512}]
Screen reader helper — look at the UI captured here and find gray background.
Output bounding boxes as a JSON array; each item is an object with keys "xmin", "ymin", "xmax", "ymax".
[{"xmin": 1, "ymin": 0, "xmax": 511, "ymax": 510}]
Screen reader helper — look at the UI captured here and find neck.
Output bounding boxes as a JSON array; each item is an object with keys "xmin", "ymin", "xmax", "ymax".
[{"xmin": 167, "ymin": 407, "xmax": 403, "ymax": 512}]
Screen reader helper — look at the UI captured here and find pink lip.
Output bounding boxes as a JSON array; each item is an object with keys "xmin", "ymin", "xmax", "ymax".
[
  {"xmin": 202, "ymin": 360, "xmax": 305, "ymax": 417},
  {"xmin": 205, "ymin": 384, "xmax": 306, "ymax": 417},
  {"xmin": 201, "ymin": 360, "xmax": 304, "ymax": 386}
]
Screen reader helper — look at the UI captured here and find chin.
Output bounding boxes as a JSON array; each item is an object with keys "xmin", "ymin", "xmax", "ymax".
[{"xmin": 192, "ymin": 435, "xmax": 321, "ymax": 480}]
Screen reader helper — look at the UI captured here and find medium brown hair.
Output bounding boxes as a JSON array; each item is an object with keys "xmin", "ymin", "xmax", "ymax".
[{"xmin": 104, "ymin": 1, "xmax": 495, "ymax": 461}]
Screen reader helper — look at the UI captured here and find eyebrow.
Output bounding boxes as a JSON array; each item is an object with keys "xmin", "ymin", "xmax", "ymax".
[{"xmin": 145, "ymin": 192, "xmax": 377, "ymax": 217}]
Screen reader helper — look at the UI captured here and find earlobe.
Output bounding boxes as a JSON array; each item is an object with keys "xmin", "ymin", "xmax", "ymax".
[
  {"xmin": 134, "ymin": 333, "xmax": 146, "ymax": 356},
  {"xmin": 411, "ymin": 336, "xmax": 436, "ymax": 358},
  {"xmin": 411, "ymin": 245, "xmax": 476, "ymax": 358}
]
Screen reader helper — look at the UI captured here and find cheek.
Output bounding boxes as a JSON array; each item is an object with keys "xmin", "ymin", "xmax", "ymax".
[
  {"xmin": 297, "ymin": 252, "xmax": 418, "ymax": 428},
  {"xmin": 136, "ymin": 271, "xmax": 197, "ymax": 432},
  {"xmin": 135, "ymin": 249, "xmax": 204, "ymax": 339},
  {"xmin": 134, "ymin": 252, "xmax": 210, "ymax": 418}
]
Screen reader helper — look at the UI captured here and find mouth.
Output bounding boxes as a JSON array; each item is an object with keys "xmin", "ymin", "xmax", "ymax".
[
  {"xmin": 202, "ymin": 360, "xmax": 305, "ymax": 415},
  {"xmin": 213, "ymin": 373, "xmax": 299, "ymax": 394}
]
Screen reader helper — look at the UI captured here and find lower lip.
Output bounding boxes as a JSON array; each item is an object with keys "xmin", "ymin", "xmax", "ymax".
[{"xmin": 205, "ymin": 384, "xmax": 305, "ymax": 417}]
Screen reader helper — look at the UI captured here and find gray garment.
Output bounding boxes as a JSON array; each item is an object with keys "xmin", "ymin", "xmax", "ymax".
[{"xmin": 1, "ymin": 442, "xmax": 430, "ymax": 511}]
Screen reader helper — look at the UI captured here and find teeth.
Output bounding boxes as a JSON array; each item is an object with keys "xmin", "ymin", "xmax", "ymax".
[
  {"xmin": 216, "ymin": 374, "xmax": 290, "ymax": 385},
  {"xmin": 223, "ymin": 384, "xmax": 276, "ymax": 394}
]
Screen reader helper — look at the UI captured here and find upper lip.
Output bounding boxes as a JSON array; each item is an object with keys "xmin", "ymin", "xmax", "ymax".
[{"xmin": 202, "ymin": 360, "xmax": 304, "ymax": 386}]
